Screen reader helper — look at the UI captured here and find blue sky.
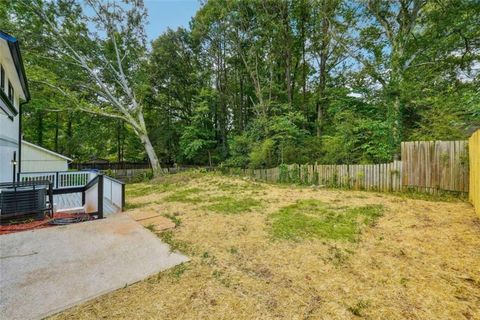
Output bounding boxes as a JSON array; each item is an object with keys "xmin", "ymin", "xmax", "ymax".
[{"xmin": 143, "ymin": 0, "xmax": 201, "ymax": 41}]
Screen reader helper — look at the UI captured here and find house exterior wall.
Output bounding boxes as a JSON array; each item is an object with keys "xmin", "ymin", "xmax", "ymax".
[
  {"xmin": 0, "ymin": 38, "xmax": 21, "ymax": 183},
  {"xmin": 21, "ymin": 142, "xmax": 69, "ymax": 172}
]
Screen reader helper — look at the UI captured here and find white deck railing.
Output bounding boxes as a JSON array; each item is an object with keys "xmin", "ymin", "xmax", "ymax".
[
  {"xmin": 103, "ymin": 176, "xmax": 124, "ymax": 210},
  {"xmin": 18, "ymin": 170, "xmax": 125, "ymax": 216},
  {"xmin": 18, "ymin": 171, "xmax": 98, "ymax": 189}
]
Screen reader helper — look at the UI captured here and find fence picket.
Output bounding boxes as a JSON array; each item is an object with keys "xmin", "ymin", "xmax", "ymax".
[{"xmin": 228, "ymin": 139, "xmax": 469, "ymax": 195}]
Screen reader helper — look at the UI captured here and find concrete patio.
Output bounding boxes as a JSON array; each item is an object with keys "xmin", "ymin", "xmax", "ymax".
[{"xmin": 0, "ymin": 214, "xmax": 188, "ymax": 320}]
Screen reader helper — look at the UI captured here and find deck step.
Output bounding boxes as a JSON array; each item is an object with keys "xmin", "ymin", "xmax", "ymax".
[
  {"xmin": 53, "ymin": 193, "xmax": 121, "ymax": 215},
  {"xmin": 56, "ymin": 206, "xmax": 85, "ymax": 214}
]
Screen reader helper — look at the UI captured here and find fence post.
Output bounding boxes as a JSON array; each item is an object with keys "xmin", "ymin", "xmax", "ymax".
[
  {"xmin": 48, "ymin": 182, "xmax": 54, "ymax": 216},
  {"xmin": 97, "ymin": 173, "xmax": 104, "ymax": 219},
  {"xmin": 121, "ymin": 183, "xmax": 125, "ymax": 211},
  {"xmin": 469, "ymin": 130, "xmax": 480, "ymax": 216}
]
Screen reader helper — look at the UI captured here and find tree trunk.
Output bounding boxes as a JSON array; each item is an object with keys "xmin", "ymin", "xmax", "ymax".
[
  {"xmin": 117, "ymin": 120, "xmax": 123, "ymax": 163},
  {"xmin": 135, "ymin": 111, "xmax": 161, "ymax": 176},
  {"xmin": 301, "ymin": 19, "xmax": 307, "ymax": 116},
  {"xmin": 54, "ymin": 112, "xmax": 59, "ymax": 152},
  {"xmin": 140, "ymin": 132, "xmax": 161, "ymax": 176},
  {"xmin": 316, "ymin": 3, "xmax": 329, "ymax": 137},
  {"xmin": 388, "ymin": 48, "xmax": 404, "ymax": 159},
  {"xmin": 389, "ymin": 92, "xmax": 402, "ymax": 159},
  {"xmin": 37, "ymin": 111, "xmax": 43, "ymax": 146},
  {"xmin": 66, "ymin": 112, "xmax": 73, "ymax": 156}
]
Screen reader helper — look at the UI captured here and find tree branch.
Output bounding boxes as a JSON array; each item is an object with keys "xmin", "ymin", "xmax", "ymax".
[{"xmin": 31, "ymin": 79, "xmax": 128, "ymax": 121}]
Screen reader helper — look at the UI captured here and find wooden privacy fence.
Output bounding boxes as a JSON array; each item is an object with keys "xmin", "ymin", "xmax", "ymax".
[
  {"xmin": 228, "ymin": 161, "xmax": 403, "ymax": 192},
  {"xmin": 226, "ymin": 140, "xmax": 470, "ymax": 194},
  {"xmin": 402, "ymin": 140, "xmax": 469, "ymax": 193},
  {"xmin": 469, "ymin": 130, "xmax": 480, "ymax": 216},
  {"xmin": 71, "ymin": 162, "xmax": 151, "ymax": 170},
  {"xmin": 103, "ymin": 166, "xmax": 216, "ymax": 182}
]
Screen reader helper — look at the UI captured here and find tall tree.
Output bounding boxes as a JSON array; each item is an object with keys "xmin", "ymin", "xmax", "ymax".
[
  {"xmin": 3, "ymin": 0, "xmax": 478, "ymax": 169},
  {"xmin": 311, "ymin": 0, "xmax": 345, "ymax": 137},
  {"xmin": 345, "ymin": 0, "xmax": 426, "ymax": 156},
  {"xmin": 17, "ymin": 0, "xmax": 163, "ymax": 174}
]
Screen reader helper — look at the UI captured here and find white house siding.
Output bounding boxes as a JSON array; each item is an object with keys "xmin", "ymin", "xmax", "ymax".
[
  {"xmin": 0, "ymin": 38, "xmax": 21, "ymax": 183},
  {"xmin": 21, "ymin": 141, "xmax": 70, "ymax": 172},
  {"xmin": 0, "ymin": 130, "xmax": 18, "ymax": 182},
  {"xmin": 0, "ymin": 106, "xmax": 19, "ymax": 182}
]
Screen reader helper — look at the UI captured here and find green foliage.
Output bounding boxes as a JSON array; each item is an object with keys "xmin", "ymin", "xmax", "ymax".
[
  {"xmin": 320, "ymin": 109, "xmax": 393, "ymax": 164},
  {"xmin": 179, "ymin": 89, "xmax": 217, "ymax": 164},
  {"xmin": 223, "ymin": 135, "xmax": 251, "ymax": 168},
  {"xmin": 270, "ymin": 200, "xmax": 383, "ymax": 241},
  {"xmin": 5, "ymin": 0, "xmax": 479, "ymax": 167},
  {"xmin": 249, "ymin": 139, "xmax": 276, "ymax": 168},
  {"xmin": 279, "ymin": 164, "xmax": 290, "ymax": 183}
]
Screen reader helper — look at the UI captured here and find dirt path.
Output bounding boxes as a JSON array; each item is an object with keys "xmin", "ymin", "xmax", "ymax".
[{"xmin": 51, "ymin": 173, "xmax": 480, "ymax": 320}]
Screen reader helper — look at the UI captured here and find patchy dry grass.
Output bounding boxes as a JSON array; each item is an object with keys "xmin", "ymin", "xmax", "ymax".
[
  {"xmin": 164, "ymin": 187, "xmax": 204, "ymax": 204},
  {"xmin": 50, "ymin": 171, "xmax": 480, "ymax": 320},
  {"xmin": 204, "ymin": 196, "xmax": 262, "ymax": 214}
]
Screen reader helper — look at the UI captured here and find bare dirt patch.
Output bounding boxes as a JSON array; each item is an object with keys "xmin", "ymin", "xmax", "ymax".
[{"xmin": 50, "ymin": 172, "xmax": 480, "ymax": 320}]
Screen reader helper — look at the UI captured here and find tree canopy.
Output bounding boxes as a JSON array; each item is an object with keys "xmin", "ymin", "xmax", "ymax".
[{"xmin": 2, "ymin": 0, "xmax": 479, "ymax": 168}]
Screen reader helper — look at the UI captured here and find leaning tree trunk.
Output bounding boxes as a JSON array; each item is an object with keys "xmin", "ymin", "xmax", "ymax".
[
  {"xmin": 139, "ymin": 132, "xmax": 161, "ymax": 177},
  {"xmin": 134, "ymin": 110, "xmax": 162, "ymax": 177}
]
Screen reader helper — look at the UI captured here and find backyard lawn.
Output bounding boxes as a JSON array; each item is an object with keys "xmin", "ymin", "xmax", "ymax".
[{"xmin": 52, "ymin": 172, "xmax": 480, "ymax": 319}]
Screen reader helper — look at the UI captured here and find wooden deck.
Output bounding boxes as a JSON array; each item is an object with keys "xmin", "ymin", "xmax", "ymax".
[{"xmin": 54, "ymin": 193, "xmax": 120, "ymax": 215}]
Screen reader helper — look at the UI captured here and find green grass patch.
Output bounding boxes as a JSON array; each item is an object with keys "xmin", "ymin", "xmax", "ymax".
[
  {"xmin": 215, "ymin": 181, "xmax": 264, "ymax": 193},
  {"xmin": 157, "ymin": 230, "xmax": 192, "ymax": 254},
  {"xmin": 348, "ymin": 300, "xmax": 370, "ymax": 317},
  {"xmin": 126, "ymin": 182, "xmax": 177, "ymax": 198},
  {"xmin": 144, "ymin": 223, "xmax": 156, "ymax": 232},
  {"xmin": 169, "ymin": 263, "xmax": 188, "ymax": 279},
  {"xmin": 392, "ymin": 189, "xmax": 467, "ymax": 202},
  {"xmin": 270, "ymin": 200, "xmax": 383, "ymax": 242},
  {"xmin": 163, "ymin": 213, "xmax": 182, "ymax": 227},
  {"xmin": 203, "ymin": 196, "xmax": 262, "ymax": 214},
  {"xmin": 124, "ymin": 201, "xmax": 152, "ymax": 210},
  {"xmin": 164, "ymin": 188, "xmax": 203, "ymax": 204},
  {"xmin": 154, "ymin": 262, "xmax": 189, "ymax": 283}
]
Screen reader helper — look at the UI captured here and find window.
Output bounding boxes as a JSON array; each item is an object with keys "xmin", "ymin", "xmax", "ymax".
[
  {"xmin": 0, "ymin": 65, "xmax": 4, "ymax": 91},
  {"xmin": 8, "ymin": 80, "xmax": 14, "ymax": 103}
]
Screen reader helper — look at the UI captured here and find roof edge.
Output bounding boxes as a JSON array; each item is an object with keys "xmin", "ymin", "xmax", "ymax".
[
  {"xmin": 22, "ymin": 140, "xmax": 73, "ymax": 162},
  {"xmin": 0, "ymin": 31, "xmax": 30, "ymax": 101}
]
